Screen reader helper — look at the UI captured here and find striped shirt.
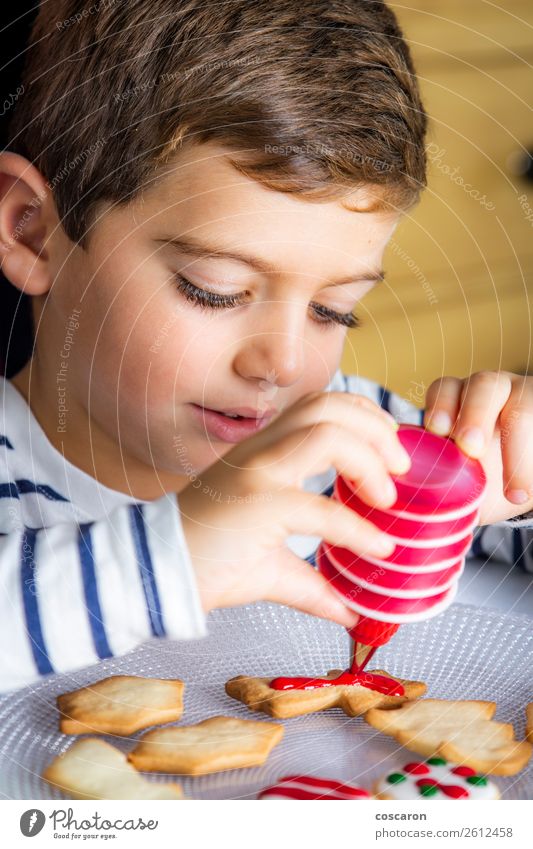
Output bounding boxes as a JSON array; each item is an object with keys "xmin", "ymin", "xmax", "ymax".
[{"xmin": 1, "ymin": 372, "xmax": 531, "ymax": 692}]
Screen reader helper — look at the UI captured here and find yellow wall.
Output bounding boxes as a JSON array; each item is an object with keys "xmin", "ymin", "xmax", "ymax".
[{"xmin": 342, "ymin": 0, "xmax": 533, "ymax": 401}]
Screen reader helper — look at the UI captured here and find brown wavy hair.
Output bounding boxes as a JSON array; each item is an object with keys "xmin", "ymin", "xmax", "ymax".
[{"xmin": 7, "ymin": 0, "xmax": 427, "ymax": 247}]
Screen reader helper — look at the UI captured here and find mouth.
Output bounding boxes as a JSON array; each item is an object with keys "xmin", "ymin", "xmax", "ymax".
[{"xmin": 189, "ymin": 403, "xmax": 276, "ymax": 443}]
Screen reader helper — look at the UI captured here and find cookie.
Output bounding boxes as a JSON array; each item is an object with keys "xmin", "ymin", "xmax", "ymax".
[
  {"xmin": 128, "ymin": 716, "xmax": 284, "ymax": 775},
  {"xmin": 57, "ymin": 675, "xmax": 184, "ymax": 736},
  {"xmin": 374, "ymin": 757, "xmax": 500, "ymax": 800},
  {"xmin": 526, "ymin": 703, "xmax": 533, "ymax": 744},
  {"xmin": 365, "ymin": 699, "xmax": 532, "ymax": 776},
  {"xmin": 43, "ymin": 738, "xmax": 183, "ymax": 799},
  {"xmin": 225, "ymin": 669, "xmax": 426, "ymax": 719},
  {"xmin": 258, "ymin": 775, "xmax": 372, "ymax": 800}
]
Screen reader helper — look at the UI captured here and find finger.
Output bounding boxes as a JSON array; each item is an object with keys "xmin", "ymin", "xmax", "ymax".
[
  {"xmin": 300, "ymin": 390, "xmax": 399, "ymax": 430},
  {"xmin": 279, "ymin": 488, "xmax": 396, "ymax": 560},
  {"xmin": 303, "ymin": 402, "xmax": 411, "ymax": 475},
  {"xmin": 423, "ymin": 376, "xmax": 463, "ymax": 436},
  {"xmin": 500, "ymin": 380, "xmax": 533, "ymax": 504},
  {"xmin": 265, "ymin": 422, "xmax": 400, "ymax": 511},
  {"xmin": 325, "ymin": 400, "xmax": 411, "ymax": 474},
  {"xmin": 452, "ymin": 371, "xmax": 513, "ymax": 459},
  {"xmin": 266, "ymin": 391, "xmax": 410, "ymax": 473},
  {"xmin": 266, "ymin": 548, "xmax": 359, "ymax": 629}
]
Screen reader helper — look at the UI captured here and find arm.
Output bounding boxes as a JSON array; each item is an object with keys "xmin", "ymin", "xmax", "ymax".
[{"xmin": 0, "ymin": 493, "xmax": 206, "ymax": 693}]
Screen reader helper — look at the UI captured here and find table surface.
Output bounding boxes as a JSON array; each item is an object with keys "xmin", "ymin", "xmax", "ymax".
[{"xmin": 457, "ymin": 557, "xmax": 533, "ymax": 619}]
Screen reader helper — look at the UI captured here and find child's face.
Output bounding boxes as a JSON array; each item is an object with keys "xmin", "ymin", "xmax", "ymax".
[{"xmin": 46, "ymin": 143, "xmax": 399, "ymax": 478}]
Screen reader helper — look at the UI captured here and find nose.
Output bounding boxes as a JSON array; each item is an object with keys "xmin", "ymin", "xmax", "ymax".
[{"xmin": 232, "ymin": 306, "xmax": 306, "ymax": 388}]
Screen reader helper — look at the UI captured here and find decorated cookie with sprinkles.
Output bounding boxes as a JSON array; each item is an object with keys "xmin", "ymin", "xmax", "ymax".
[
  {"xmin": 258, "ymin": 775, "xmax": 372, "ymax": 800},
  {"xmin": 374, "ymin": 758, "xmax": 500, "ymax": 800}
]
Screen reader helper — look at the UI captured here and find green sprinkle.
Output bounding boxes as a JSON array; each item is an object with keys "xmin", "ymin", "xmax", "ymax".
[
  {"xmin": 467, "ymin": 775, "xmax": 488, "ymax": 786},
  {"xmin": 419, "ymin": 783, "xmax": 438, "ymax": 797},
  {"xmin": 427, "ymin": 757, "xmax": 447, "ymax": 766},
  {"xmin": 387, "ymin": 773, "xmax": 407, "ymax": 784}
]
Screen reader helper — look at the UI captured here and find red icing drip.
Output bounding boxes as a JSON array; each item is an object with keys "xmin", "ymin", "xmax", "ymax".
[
  {"xmin": 416, "ymin": 778, "xmax": 469, "ymax": 799},
  {"xmin": 404, "ymin": 762, "xmax": 430, "ymax": 775},
  {"xmin": 451, "ymin": 765, "xmax": 476, "ymax": 777},
  {"xmin": 259, "ymin": 786, "xmax": 368, "ymax": 800},
  {"xmin": 270, "ymin": 669, "xmax": 404, "ymax": 696},
  {"xmin": 259, "ymin": 787, "xmax": 342, "ymax": 800},
  {"xmin": 259, "ymin": 775, "xmax": 370, "ymax": 800},
  {"xmin": 281, "ymin": 775, "xmax": 365, "ymax": 793}
]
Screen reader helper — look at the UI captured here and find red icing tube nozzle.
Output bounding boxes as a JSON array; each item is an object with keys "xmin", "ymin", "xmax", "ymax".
[
  {"xmin": 348, "ymin": 618, "xmax": 400, "ymax": 672},
  {"xmin": 349, "ymin": 616, "xmax": 400, "ymax": 647}
]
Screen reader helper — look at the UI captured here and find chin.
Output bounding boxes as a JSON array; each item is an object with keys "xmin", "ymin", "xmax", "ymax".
[{"xmin": 164, "ymin": 432, "xmax": 223, "ymax": 477}]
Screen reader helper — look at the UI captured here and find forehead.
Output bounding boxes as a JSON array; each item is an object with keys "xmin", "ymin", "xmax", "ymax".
[{"xmin": 139, "ymin": 143, "xmax": 400, "ymax": 274}]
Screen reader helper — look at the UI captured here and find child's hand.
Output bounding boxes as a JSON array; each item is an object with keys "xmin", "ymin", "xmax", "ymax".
[
  {"xmin": 178, "ymin": 391, "xmax": 411, "ymax": 627},
  {"xmin": 424, "ymin": 371, "xmax": 533, "ymax": 524}
]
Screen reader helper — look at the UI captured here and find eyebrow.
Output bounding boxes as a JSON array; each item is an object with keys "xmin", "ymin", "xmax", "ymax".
[{"xmin": 156, "ymin": 235, "xmax": 385, "ymax": 286}]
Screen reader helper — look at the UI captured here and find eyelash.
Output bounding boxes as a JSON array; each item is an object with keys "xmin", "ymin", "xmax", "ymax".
[{"xmin": 174, "ymin": 275, "xmax": 360, "ymax": 329}]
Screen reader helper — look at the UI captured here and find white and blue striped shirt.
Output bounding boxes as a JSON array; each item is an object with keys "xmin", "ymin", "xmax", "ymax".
[{"xmin": 1, "ymin": 372, "xmax": 531, "ymax": 692}]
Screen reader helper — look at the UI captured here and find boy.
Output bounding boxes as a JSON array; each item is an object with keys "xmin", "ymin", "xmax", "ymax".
[{"xmin": 0, "ymin": 0, "xmax": 531, "ymax": 692}]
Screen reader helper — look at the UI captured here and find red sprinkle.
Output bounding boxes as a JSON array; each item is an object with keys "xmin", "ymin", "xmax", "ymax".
[
  {"xmin": 416, "ymin": 777, "xmax": 469, "ymax": 799},
  {"xmin": 404, "ymin": 762, "xmax": 430, "ymax": 775},
  {"xmin": 451, "ymin": 765, "xmax": 476, "ymax": 777},
  {"xmin": 442, "ymin": 784, "xmax": 469, "ymax": 799}
]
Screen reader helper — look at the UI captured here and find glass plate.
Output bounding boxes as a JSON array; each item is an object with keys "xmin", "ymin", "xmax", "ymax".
[{"xmin": 0, "ymin": 601, "xmax": 531, "ymax": 800}]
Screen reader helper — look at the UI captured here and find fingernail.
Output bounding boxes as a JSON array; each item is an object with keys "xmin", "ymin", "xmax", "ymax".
[
  {"xmin": 457, "ymin": 427, "xmax": 485, "ymax": 457},
  {"xmin": 506, "ymin": 488, "xmax": 529, "ymax": 505},
  {"xmin": 377, "ymin": 479, "xmax": 397, "ymax": 508},
  {"xmin": 371, "ymin": 535, "xmax": 395, "ymax": 557},
  {"xmin": 426, "ymin": 410, "xmax": 452, "ymax": 435},
  {"xmin": 391, "ymin": 448, "xmax": 411, "ymax": 475},
  {"xmin": 344, "ymin": 611, "xmax": 360, "ymax": 629},
  {"xmin": 331, "ymin": 600, "xmax": 357, "ymax": 626}
]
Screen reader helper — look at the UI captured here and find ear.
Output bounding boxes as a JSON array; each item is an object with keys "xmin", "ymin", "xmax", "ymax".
[{"xmin": 0, "ymin": 152, "xmax": 57, "ymax": 296}]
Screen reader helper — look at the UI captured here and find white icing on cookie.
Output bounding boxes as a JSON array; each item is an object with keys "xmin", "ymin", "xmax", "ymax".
[{"xmin": 375, "ymin": 759, "xmax": 499, "ymax": 800}]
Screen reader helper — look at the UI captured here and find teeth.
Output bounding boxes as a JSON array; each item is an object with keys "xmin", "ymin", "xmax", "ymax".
[{"xmin": 224, "ymin": 413, "xmax": 240, "ymax": 419}]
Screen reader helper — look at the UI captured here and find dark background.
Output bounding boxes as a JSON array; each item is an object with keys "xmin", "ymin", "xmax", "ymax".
[{"xmin": 0, "ymin": 2, "xmax": 39, "ymax": 378}]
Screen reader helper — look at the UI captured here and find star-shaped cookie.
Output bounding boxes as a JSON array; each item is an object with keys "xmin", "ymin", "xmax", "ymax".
[{"xmin": 225, "ymin": 669, "xmax": 426, "ymax": 719}]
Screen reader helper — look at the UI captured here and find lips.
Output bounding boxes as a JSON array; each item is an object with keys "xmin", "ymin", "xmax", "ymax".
[
  {"xmin": 189, "ymin": 403, "xmax": 276, "ymax": 443},
  {"xmin": 215, "ymin": 405, "xmax": 275, "ymax": 419}
]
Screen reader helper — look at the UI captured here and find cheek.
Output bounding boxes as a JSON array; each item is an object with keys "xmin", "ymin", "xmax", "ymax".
[
  {"xmin": 307, "ymin": 332, "xmax": 346, "ymax": 389},
  {"xmin": 301, "ymin": 330, "xmax": 345, "ymax": 402},
  {"xmin": 118, "ymin": 302, "xmax": 224, "ymax": 409}
]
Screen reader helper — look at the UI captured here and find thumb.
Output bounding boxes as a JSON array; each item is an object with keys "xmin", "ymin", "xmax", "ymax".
[{"xmin": 265, "ymin": 549, "xmax": 360, "ymax": 630}]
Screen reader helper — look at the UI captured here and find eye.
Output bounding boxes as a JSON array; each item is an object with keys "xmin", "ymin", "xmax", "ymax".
[
  {"xmin": 174, "ymin": 275, "xmax": 360, "ymax": 329},
  {"xmin": 174, "ymin": 275, "xmax": 247, "ymax": 309},
  {"xmin": 309, "ymin": 302, "xmax": 360, "ymax": 329}
]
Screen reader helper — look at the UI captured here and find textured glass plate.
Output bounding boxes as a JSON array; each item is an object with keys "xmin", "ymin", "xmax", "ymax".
[{"xmin": 0, "ymin": 602, "xmax": 531, "ymax": 800}]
